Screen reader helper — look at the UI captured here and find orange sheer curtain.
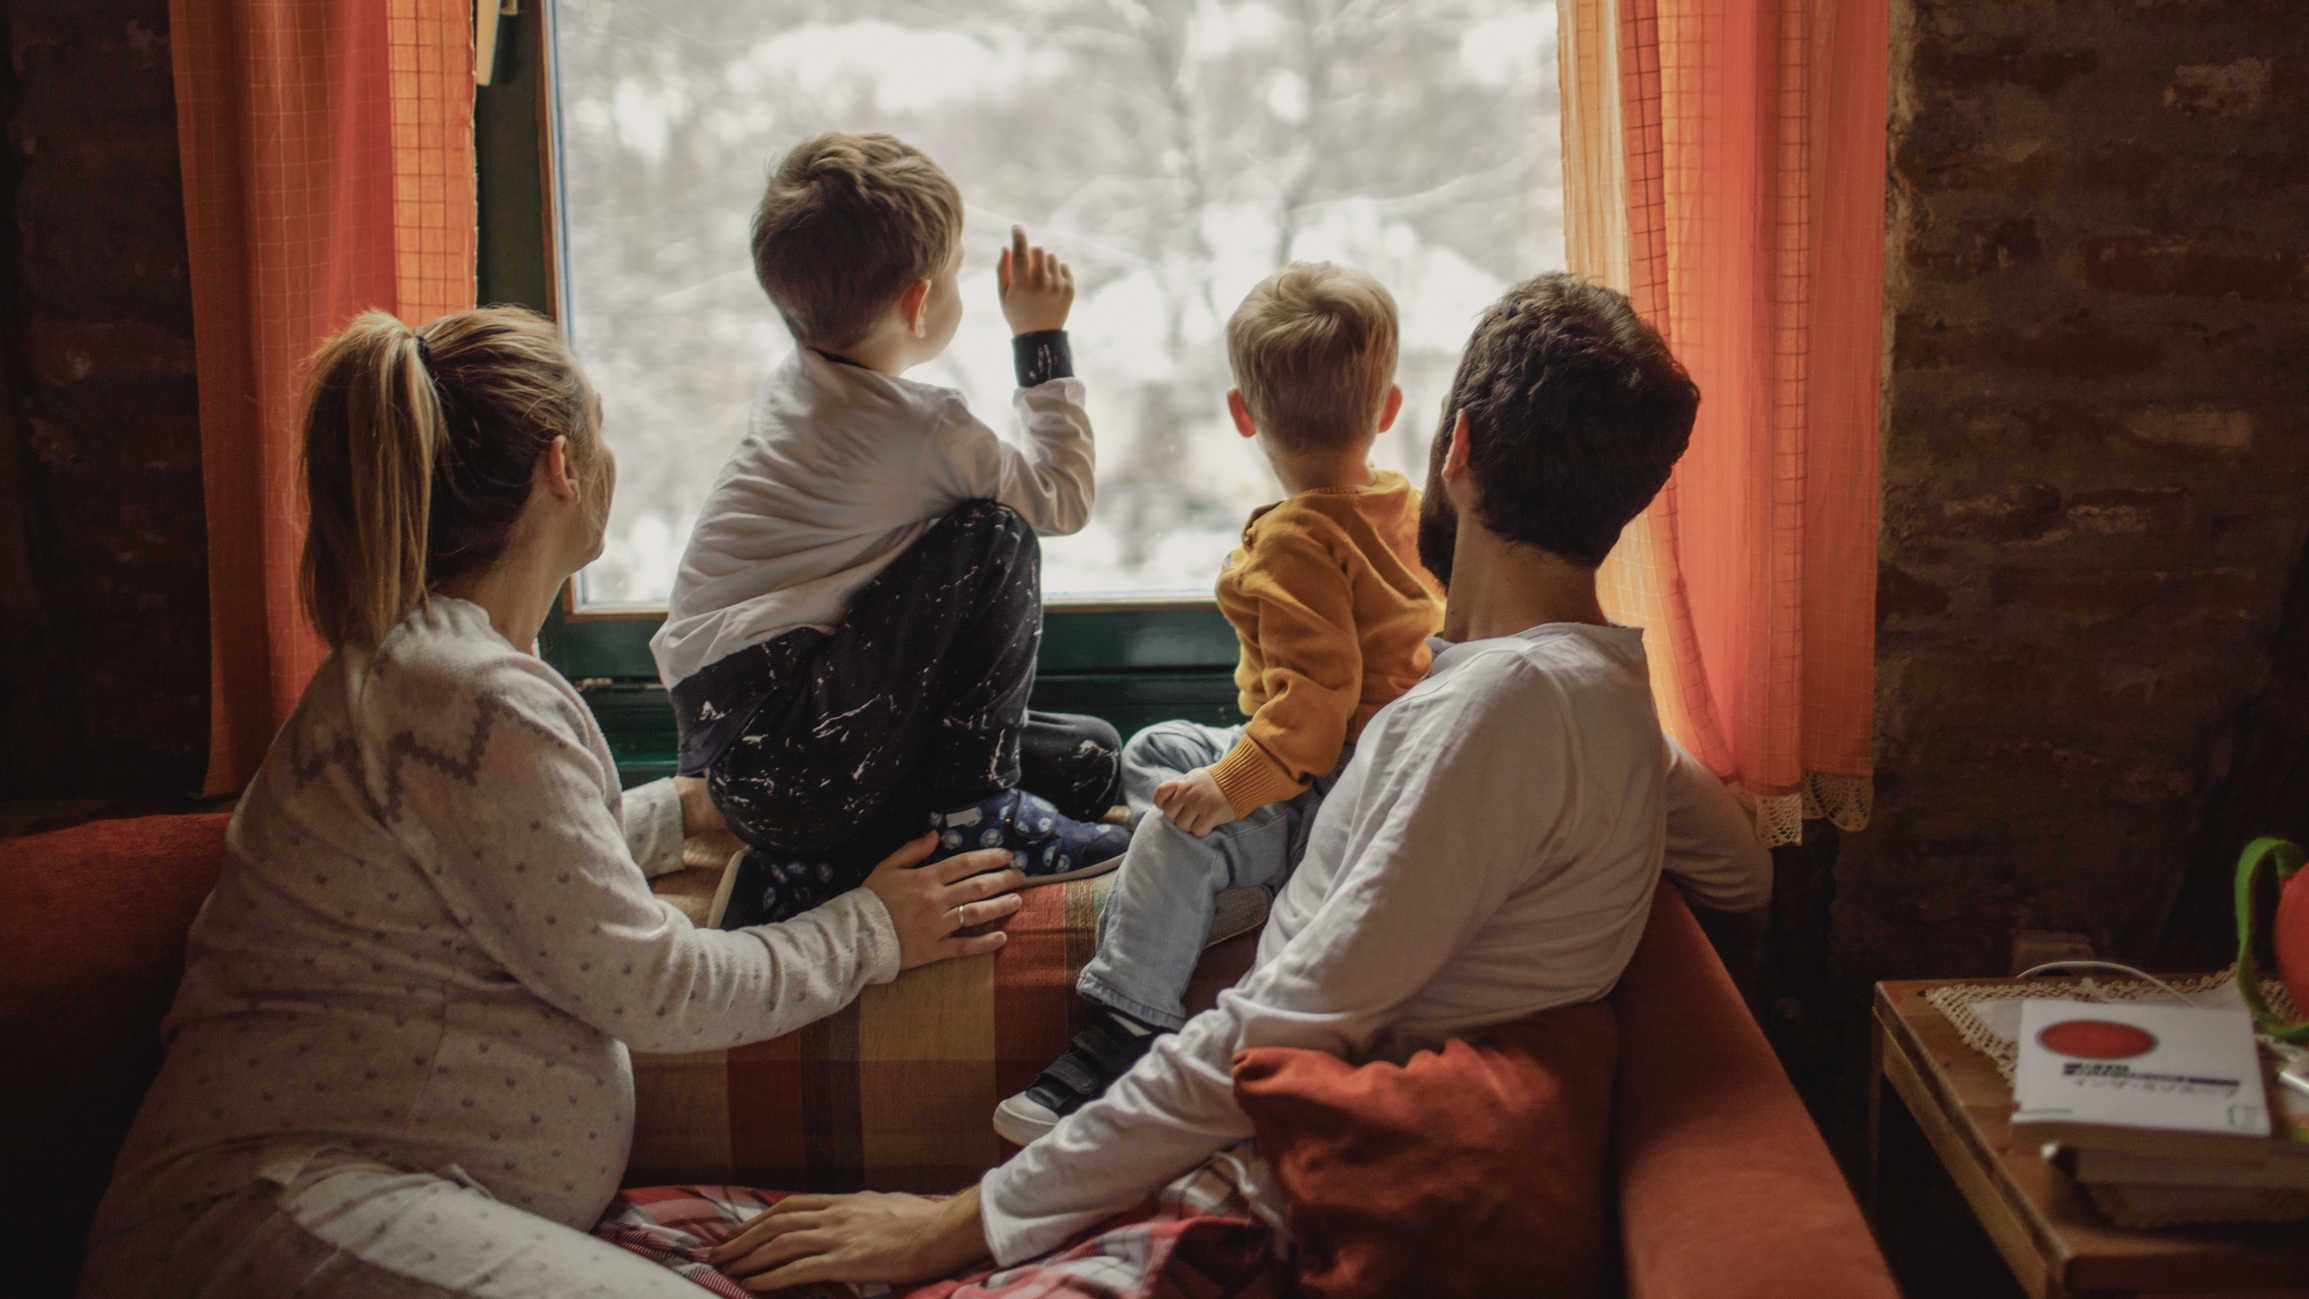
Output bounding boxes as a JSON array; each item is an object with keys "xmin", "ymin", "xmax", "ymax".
[
  {"xmin": 171, "ymin": 0, "xmax": 477, "ymax": 795},
  {"xmin": 1558, "ymin": 0, "xmax": 1884, "ymax": 844}
]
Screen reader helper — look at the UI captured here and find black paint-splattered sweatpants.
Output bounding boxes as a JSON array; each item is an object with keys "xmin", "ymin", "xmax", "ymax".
[{"xmin": 670, "ymin": 500, "xmax": 1123, "ymax": 879}]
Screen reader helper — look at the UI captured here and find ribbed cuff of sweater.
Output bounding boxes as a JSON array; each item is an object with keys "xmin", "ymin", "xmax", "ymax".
[
  {"xmin": 1012, "ymin": 329, "xmax": 1073, "ymax": 387},
  {"xmin": 1207, "ymin": 737, "xmax": 1308, "ymax": 819}
]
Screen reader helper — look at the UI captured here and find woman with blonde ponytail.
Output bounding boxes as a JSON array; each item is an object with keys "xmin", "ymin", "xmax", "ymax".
[{"xmin": 79, "ymin": 307, "xmax": 1031, "ymax": 1299}]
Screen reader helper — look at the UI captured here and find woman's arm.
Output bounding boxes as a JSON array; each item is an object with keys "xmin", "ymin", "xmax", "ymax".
[
  {"xmin": 617, "ymin": 775, "xmax": 721, "ymax": 879},
  {"xmin": 416, "ymin": 663, "xmax": 1022, "ymax": 1053}
]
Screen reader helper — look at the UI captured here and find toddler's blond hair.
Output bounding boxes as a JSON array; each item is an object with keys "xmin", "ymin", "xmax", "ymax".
[{"xmin": 1225, "ymin": 262, "xmax": 1399, "ymax": 454}]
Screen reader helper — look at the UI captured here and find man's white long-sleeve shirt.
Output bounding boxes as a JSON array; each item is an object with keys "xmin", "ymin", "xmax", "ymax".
[
  {"xmin": 650, "ymin": 348, "xmax": 1095, "ymax": 691},
  {"xmin": 978, "ymin": 623, "xmax": 1769, "ymax": 1263}
]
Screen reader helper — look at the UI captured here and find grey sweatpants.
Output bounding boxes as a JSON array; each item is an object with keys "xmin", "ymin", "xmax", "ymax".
[{"xmin": 77, "ymin": 1160, "xmax": 703, "ymax": 1299}]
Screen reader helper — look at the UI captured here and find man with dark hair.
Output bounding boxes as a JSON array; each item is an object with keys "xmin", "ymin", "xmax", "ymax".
[
  {"xmin": 1418, "ymin": 272, "xmax": 1699, "ymax": 585},
  {"xmin": 699, "ymin": 274, "xmax": 1770, "ymax": 1289}
]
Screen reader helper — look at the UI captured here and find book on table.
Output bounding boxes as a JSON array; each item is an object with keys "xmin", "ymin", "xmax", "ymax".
[
  {"xmin": 2010, "ymin": 999, "xmax": 2272, "ymax": 1164},
  {"xmin": 2061, "ymin": 1060, "xmax": 2309, "ymax": 1189}
]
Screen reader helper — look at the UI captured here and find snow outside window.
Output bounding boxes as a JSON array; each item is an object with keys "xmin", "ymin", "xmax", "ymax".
[{"xmin": 557, "ymin": 0, "xmax": 1563, "ymax": 605}]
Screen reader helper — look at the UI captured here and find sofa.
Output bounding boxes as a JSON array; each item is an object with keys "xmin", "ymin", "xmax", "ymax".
[{"xmin": 2, "ymin": 812, "xmax": 1897, "ymax": 1299}]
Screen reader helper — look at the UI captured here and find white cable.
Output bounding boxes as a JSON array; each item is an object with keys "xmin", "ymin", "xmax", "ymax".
[{"xmin": 2014, "ymin": 960, "xmax": 2197, "ymax": 1008}]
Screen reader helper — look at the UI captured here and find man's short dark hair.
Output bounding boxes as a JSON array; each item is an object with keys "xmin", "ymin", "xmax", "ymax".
[{"xmin": 1437, "ymin": 274, "xmax": 1698, "ymax": 568}]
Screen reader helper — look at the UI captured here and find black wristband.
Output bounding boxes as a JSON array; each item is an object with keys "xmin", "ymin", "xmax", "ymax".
[{"xmin": 1012, "ymin": 330, "xmax": 1074, "ymax": 387}]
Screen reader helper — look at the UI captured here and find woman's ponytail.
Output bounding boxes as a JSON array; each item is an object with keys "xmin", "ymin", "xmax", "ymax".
[
  {"xmin": 300, "ymin": 312, "xmax": 445, "ymax": 647},
  {"xmin": 297, "ymin": 306, "xmax": 598, "ymax": 648}
]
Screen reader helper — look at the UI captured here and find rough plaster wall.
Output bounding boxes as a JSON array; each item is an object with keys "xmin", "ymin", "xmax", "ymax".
[
  {"xmin": 0, "ymin": 0, "xmax": 207, "ymax": 797},
  {"xmin": 1862, "ymin": 0, "xmax": 2309, "ymax": 976}
]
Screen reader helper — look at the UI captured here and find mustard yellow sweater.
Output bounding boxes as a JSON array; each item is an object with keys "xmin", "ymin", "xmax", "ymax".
[{"xmin": 1207, "ymin": 469, "xmax": 1445, "ymax": 816}]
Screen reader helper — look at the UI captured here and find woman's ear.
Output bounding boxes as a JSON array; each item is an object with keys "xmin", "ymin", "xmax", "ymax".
[
  {"xmin": 901, "ymin": 278, "xmax": 933, "ymax": 338},
  {"xmin": 541, "ymin": 435, "xmax": 581, "ymax": 502}
]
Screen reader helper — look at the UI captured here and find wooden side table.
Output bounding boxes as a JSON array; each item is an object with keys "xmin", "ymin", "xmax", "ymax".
[{"xmin": 1872, "ymin": 978, "xmax": 2309, "ymax": 1299}]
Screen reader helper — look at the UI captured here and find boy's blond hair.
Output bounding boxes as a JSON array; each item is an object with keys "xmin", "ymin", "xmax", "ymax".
[
  {"xmin": 1225, "ymin": 262, "xmax": 1399, "ymax": 454},
  {"xmin": 752, "ymin": 133, "xmax": 963, "ymax": 349}
]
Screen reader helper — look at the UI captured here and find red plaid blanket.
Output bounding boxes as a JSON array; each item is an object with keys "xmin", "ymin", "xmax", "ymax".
[{"xmin": 595, "ymin": 1158, "xmax": 1288, "ymax": 1299}]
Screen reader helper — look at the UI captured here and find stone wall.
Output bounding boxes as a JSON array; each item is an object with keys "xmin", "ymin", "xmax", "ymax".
[
  {"xmin": 0, "ymin": 0, "xmax": 207, "ymax": 798},
  {"xmin": 1862, "ymin": 0, "xmax": 2309, "ymax": 979}
]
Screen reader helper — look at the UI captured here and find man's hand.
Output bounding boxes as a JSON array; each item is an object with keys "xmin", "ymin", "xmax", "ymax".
[
  {"xmin": 861, "ymin": 835, "xmax": 1023, "ymax": 969},
  {"xmin": 1152, "ymin": 767, "xmax": 1237, "ymax": 837},
  {"xmin": 998, "ymin": 225, "xmax": 1073, "ymax": 335},
  {"xmin": 672, "ymin": 775, "xmax": 725, "ymax": 838},
  {"xmin": 707, "ymin": 1185, "xmax": 989, "ymax": 1291}
]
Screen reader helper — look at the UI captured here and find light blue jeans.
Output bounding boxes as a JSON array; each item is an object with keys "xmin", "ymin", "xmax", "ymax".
[{"xmin": 1075, "ymin": 720, "xmax": 1348, "ymax": 1029}]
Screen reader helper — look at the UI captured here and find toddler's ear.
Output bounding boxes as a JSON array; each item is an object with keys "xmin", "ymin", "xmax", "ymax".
[{"xmin": 1226, "ymin": 389, "xmax": 1258, "ymax": 439}]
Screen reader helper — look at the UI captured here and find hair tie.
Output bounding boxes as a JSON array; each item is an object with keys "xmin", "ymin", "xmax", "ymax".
[{"xmin": 413, "ymin": 334, "xmax": 434, "ymax": 368}]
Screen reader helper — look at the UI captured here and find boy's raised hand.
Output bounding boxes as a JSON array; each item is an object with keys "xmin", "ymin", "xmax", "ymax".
[
  {"xmin": 1152, "ymin": 767, "xmax": 1238, "ymax": 838},
  {"xmin": 861, "ymin": 833, "xmax": 1024, "ymax": 969},
  {"xmin": 997, "ymin": 225, "xmax": 1074, "ymax": 335}
]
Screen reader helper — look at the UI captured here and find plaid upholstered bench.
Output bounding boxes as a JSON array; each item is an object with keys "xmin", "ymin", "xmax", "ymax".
[{"xmin": 627, "ymin": 858, "xmax": 1256, "ymax": 1194}]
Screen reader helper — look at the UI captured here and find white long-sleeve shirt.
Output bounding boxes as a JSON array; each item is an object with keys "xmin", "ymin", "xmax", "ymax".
[
  {"xmin": 650, "ymin": 348, "xmax": 1096, "ymax": 691},
  {"xmin": 90, "ymin": 598, "xmax": 903, "ymax": 1239},
  {"xmin": 978, "ymin": 623, "xmax": 1769, "ymax": 1263}
]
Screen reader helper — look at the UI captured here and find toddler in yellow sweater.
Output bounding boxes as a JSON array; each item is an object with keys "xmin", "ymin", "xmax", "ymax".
[{"xmin": 996, "ymin": 263, "xmax": 1443, "ymax": 1142}]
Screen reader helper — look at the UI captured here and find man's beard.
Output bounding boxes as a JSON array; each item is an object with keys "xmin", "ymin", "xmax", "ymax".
[{"xmin": 1417, "ymin": 462, "xmax": 1458, "ymax": 590}]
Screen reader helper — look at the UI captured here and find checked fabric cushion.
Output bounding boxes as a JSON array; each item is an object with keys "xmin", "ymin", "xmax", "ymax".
[{"xmin": 627, "ymin": 875, "xmax": 1115, "ymax": 1193}]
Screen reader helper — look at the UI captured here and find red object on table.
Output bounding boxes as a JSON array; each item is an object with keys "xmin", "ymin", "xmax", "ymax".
[{"xmin": 2279, "ymin": 864, "xmax": 2309, "ymax": 1015}]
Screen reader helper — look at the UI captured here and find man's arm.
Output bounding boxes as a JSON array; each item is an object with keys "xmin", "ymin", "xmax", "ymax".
[
  {"xmin": 978, "ymin": 661, "xmax": 1564, "ymax": 1263},
  {"xmin": 1661, "ymin": 736, "xmax": 1772, "ymax": 912}
]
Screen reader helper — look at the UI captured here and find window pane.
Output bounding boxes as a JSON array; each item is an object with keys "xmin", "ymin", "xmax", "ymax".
[{"xmin": 556, "ymin": 0, "xmax": 1561, "ymax": 605}]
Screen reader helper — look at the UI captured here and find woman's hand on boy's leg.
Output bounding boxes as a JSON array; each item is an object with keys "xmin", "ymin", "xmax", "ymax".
[
  {"xmin": 1152, "ymin": 766, "xmax": 1238, "ymax": 837},
  {"xmin": 998, "ymin": 225, "xmax": 1074, "ymax": 335},
  {"xmin": 863, "ymin": 833, "xmax": 1025, "ymax": 969},
  {"xmin": 708, "ymin": 1185, "xmax": 989, "ymax": 1290}
]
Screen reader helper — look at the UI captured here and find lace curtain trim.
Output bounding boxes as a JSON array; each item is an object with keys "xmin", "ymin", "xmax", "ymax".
[{"xmin": 1745, "ymin": 770, "xmax": 1872, "ymax": 848}]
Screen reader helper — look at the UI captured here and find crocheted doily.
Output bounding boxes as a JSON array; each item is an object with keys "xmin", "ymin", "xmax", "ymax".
[{"xmin": 1923, "ymin": 973, "xmax": 2308, "ymax": 1229}]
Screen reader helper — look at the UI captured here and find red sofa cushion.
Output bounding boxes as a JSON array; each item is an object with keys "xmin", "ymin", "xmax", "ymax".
[
  {"xmin": 1609, "ymin": 885, "xmax": 1899, "ymax": 1299},
  {"xmin": 1232, "ymin": 1002, "xmax": 1618, "ymax": 1299},
  {"xmin": 1, "ymin": 813, "xmax": 230, "ymax": 1295}
]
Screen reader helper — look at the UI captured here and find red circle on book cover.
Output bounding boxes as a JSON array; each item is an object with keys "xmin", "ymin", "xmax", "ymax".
[{"xmin": 2036, "ymin": 1020, "xmax": 2158, "ymax": 1060}]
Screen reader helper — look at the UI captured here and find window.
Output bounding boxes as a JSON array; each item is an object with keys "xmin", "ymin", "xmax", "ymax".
[{"xmin": 549, "ymin": 0, "xmax": 1563, "ymax": 608}]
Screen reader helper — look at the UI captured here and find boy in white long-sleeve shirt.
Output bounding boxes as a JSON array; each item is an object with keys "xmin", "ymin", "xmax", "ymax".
[
  {"xmin": 702, "ymin": 273, "xmax": 1773, "ymax": 1287},
  {"xmin": 654, "ymin": 134, "xmax": 1130, "ymax": 928}
]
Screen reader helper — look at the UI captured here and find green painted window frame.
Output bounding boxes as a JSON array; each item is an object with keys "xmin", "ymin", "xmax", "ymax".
[{"xmin": 476, "ymin": 3, "xmax": 1241, "ymax": 785}]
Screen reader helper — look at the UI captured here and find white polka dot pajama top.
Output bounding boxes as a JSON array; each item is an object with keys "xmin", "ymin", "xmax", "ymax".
[{"xmin": 89, "ymin": 598, "xmax": 902, "ymax": 1245}]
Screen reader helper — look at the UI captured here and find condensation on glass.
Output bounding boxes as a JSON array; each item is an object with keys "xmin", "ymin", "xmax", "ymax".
[{"xmin": 555, "ymin": 0, "xmax": 1563, "ymax": 606}]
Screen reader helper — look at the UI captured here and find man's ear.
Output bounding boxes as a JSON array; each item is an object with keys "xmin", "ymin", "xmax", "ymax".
[
  {"xmin": 1226, "ymin": 389, "xmax": 1259, "ymax": 440},
  {"xmin": 1443, "ymin": 409, "xmax": 1474, "ymax": 482},
  {"xmin": 540, "ymin": 435, "xmax": 580, "ymax": 502},
  {"xmin": 900, "ymin": 278, "xmax": 933, "ymax": 338},
  {"xmin": 1377, "ymin": 384, "xmax": 1404, "ymax": 434}
]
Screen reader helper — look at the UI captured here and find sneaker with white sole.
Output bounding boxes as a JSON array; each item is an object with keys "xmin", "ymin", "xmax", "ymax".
[{"xmin": 993, "ymin": 1006, "xmax": 1167, "ymax": 1145}]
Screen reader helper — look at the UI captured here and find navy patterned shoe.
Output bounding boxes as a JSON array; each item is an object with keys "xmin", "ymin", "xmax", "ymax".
[
  {"xmin": 924, "ymin": 788, "xmax": 1130, "ymax": 884},
  {"xmin": 711, "ymin": 849, "xmax": 841, "ymax": 929}
]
